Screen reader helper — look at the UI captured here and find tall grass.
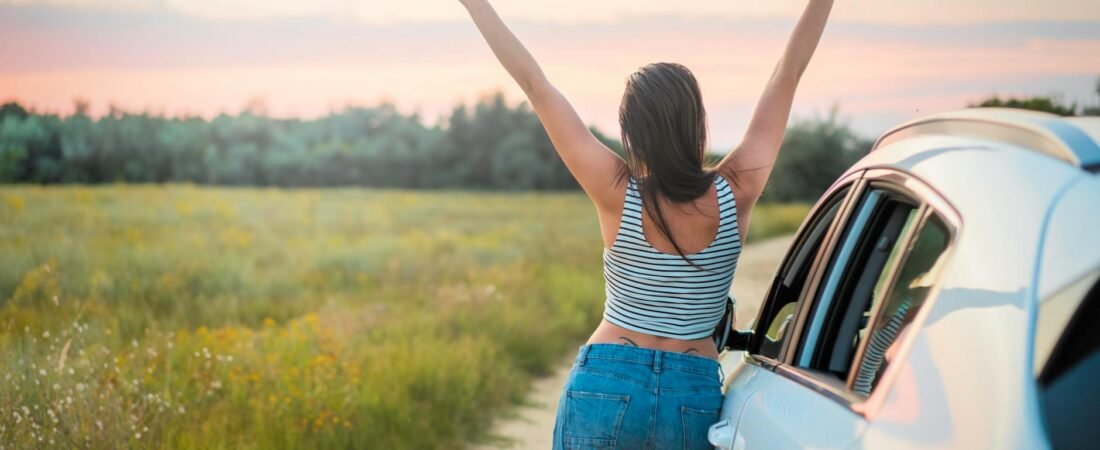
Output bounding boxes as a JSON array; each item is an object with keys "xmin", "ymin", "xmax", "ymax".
[{"xmin": 0, "ymin": 185, "xmax": 808, "ymax": 449}]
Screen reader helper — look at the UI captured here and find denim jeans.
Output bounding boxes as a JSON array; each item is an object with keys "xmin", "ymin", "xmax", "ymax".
[{"xmin": 552, "ymin": 343, "xmax": 723, "ymax": 450}]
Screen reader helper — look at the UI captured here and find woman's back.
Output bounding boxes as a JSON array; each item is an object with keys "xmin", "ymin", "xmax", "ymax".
[
  {"xmin": 602, "ymin": 174, "xmax": 742, "ymax": 340},
  {"xmin": 637, "ymin": 179, "xmax": 723, "ymax": 256}
]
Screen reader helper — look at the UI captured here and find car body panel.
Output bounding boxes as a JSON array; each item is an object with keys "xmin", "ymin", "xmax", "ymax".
[
  {"xmin": 731, "ymin": 365, "xmax": 867, "ymax": 450},
  {"xmin": 850, "ymin": 139, "xmax": 1077, "ymax": 450},
  {"xmin": 1036, "ymin": 174, "xmax": 1100, "ymax": 300},
  {"xmin": 715, "ymin": 110, "xmax": 1098, "ymax": 450}
]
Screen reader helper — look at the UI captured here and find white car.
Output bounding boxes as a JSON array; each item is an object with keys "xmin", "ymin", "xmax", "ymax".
[{"xmin": 709, "ymin": 108, "xmax": 1100, "ymax": 450}]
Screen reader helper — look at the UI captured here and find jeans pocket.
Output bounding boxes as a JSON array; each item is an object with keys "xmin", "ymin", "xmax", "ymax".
[
  {"xmin": 681, "ymin": 405, "xmax": 720, "ymax": 450},
  {"xmin": 562, "ymin": 390, "xmax": 630, "ymax": 449}
]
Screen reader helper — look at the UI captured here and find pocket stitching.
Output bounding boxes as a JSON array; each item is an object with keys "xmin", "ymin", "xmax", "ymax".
[
  {"xmin": 681, "ymin": 405, "xmax": 720, "ymax": 450},
  {"xmin": 563, "ymin": 390, "xmax": 631, "ymax": 449}
]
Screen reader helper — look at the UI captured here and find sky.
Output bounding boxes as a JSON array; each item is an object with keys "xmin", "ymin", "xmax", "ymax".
[{"xmin": 2, "ymin": 0, "xmax": 1100, "ymax": 149}]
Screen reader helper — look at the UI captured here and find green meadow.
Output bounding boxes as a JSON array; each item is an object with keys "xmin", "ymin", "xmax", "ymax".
[{"xmin": 0, "ymin": 185, "xmax": 808, "ymax": 449}]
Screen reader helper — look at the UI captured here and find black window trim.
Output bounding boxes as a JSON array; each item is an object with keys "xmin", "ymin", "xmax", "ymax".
[
  {"xmin": 744, "ymin": 167, "xmax": 962, "ymax": 419},
  {"xmin": 796, "ymin": 189, "xmax": 921, "ymax": 371},
  {"xmin": 745, "ymin": 170, "xmax": 866, "ymax": 370},
  {"xmin": 841, "ymin": 201, "xmax": 929, "ymax": 391}
]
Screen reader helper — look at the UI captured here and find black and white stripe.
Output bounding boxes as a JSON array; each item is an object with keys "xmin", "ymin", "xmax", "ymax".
[
  {"xmin": 852, "ymin": 299, "xmax": 914, "ymax": 395},
  {"xmin": 601, "ymin": 174, "xmax": 742, "ymax": 340}
]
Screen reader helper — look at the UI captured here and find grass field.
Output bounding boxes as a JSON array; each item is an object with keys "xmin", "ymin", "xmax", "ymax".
[{"xmin": 0, "ymin": 185, "xmax": 809, "ymax": 449}]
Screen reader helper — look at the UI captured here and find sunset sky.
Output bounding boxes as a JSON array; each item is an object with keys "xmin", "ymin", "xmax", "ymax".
[{"xmin": 2, "ymin": 0, "xmax": 1100, "ymax": 148}]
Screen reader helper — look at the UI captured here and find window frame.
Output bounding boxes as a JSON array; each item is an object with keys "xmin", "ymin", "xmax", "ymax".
[
  {"xmin": 744, "ymin": 167, "xmax": 961, "ymax": 417},
  {"xmin": 746, "ymin": 171, "xmax": 865, "ymax": 370},
  {"xmin": 842, "ymin": 203, "xmax": 938, "ymax": 392},
  {"xmin": 796, "ymin": 188, "xmax": 923, "ymax": 373}
]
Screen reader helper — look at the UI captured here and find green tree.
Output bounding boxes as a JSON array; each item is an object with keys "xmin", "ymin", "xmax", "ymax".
[
  {"xmin": 1082, "ymin": 77, "xmax": 1100, "ymax": 116},
  {"xmin": 973, "ymin": 95, "xmax": 1079, "ymax": 116},
  {"xmin": 762, "ymin": 107, "xmax": 871, "ymax": 202},
  {"xmin": 0, "ymin": 94, "xmax": 874, "ymax": 193}
]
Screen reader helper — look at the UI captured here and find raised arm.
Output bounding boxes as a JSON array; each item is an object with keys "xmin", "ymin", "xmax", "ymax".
[
  {"xmin": 459, "ymin": 0, "xmax": 625, "ymax": 208},
  {"xmin": 717, "ymin": 0, "xmax": 834, "ymax": 204}
]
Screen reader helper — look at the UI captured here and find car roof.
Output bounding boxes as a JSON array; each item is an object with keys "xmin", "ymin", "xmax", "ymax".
[
  {"xmin": 872, "ymin": 108, "xmax": 1100, "ymax": 172},
  {"xmin": 849, "ymin": 109, "xmax": 1097, "ymax": 305},
  {"xmin": 833, "ymin": 110, "xmax": 1099, "ymax": 440}
]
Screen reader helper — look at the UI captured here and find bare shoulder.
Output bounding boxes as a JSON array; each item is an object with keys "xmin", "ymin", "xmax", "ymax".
[
  {"xmin": 715, "ymin": 167, "xmax": 760, "ymax": 236},
  {"xmin": 716, "ymin": 168, "xmax": 758, "ymax": 208},
  {"xmin": 594, "ymin": 173, "xmax": 631, "ymax": 249},
  {"xmin": 593, "ymin": 171, "xmax": 630, "ymax": 214}
]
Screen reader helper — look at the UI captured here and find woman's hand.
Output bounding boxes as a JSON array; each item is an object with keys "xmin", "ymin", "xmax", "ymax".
[{"xmin": 717, "ymin": 0, "xmax": 835, "ymax": 205}]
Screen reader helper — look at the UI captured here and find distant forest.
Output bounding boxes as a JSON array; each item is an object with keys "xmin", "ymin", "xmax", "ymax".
[
  {"xmin": 2, "ymin": 84, "xmax": 1095, "ymax": 201},
  {"xmin": 0, "ymin": 94, "xmax": 600, "ymax": 191}
]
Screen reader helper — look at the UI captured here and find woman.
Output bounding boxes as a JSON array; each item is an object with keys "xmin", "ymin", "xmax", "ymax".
[{"xmin": 458, "ymin": 1, "xmax": 833, "ymax": 448}]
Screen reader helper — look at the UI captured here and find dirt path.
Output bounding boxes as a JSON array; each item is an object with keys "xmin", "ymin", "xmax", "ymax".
[{"xmin": 474, "ymin": 234, "xmax": 795, "ymax": 449}]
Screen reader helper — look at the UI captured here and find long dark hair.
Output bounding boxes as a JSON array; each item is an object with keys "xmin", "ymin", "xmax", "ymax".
[{"xmin": 618, "ymin": 62, "xmax": 716, "ymax": 266}]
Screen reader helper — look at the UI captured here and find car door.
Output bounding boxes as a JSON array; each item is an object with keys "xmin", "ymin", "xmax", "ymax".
[
  {"xmin": 711, "ymin": 172, "xmax": 862, "ymax": 449},
  {"xmin": 717, "ymin": 171, "xmax": 958, "ymax": 450}
]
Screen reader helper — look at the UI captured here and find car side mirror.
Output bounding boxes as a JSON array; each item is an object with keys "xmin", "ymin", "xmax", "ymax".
[{"xmin": 726, "ymin": 330, "xmax": 754, "ymax": 352}]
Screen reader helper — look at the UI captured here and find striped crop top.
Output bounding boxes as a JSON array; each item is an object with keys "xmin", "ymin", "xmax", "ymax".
[{"xmin": 602, "ymin": 174, "xmax": 742, "ymax": 340}]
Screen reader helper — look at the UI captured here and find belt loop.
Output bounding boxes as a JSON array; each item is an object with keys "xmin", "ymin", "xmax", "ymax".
[
  {"xmin": 653, "ymin": 351, "xmax": 662, "ymax": 374},
  {"xmin": 578, "ymin": 345, "xmax": 590, "ymax": 367}
]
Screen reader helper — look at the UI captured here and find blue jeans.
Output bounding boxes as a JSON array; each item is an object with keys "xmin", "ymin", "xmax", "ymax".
[{"xmin": 552, "ymin": 343, "xmax": 723, "ymax": 450}]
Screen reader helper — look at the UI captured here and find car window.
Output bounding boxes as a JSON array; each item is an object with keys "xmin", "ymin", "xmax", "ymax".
[
  {"xmin": 849, "ymin": 215, "xmax": 949, "ymax": 396},
  {"xmin": 754, "ymin": 187, "xmax": 849, "ymax": 361},
  {"xmin": 1038, "ymin": 272, "xmax": 1100, "ymax": 450},
  {"xmin": 794, "ymin": 188, "xmax": 921, "ymax": 380}
]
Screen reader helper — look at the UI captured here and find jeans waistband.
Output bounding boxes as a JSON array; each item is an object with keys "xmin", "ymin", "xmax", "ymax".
[{"xmin": 575, "ymin": 343, "xmax": 720, "ymax": 376}]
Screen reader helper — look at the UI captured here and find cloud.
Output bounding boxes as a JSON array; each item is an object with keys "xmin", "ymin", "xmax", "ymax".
[
  {"xmin": 2, "ymin": 3, "xmax": 1098, "ymax": 146},
  {"xmin": 3, "ymin": 0, "xmax": 1100, "ymax": 25}
]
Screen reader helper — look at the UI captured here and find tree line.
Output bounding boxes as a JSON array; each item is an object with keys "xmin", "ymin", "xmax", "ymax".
[
  {"xmin": 3, "ymin": 83, "xmax": 1095, "ymax": 202},
  {"xmin": 0, "ymin": 93, "xmax": 867, "ymax": 201},
  {"xmin": 0, "ymin": 94, "xmax": 613, "ymax": 190}
]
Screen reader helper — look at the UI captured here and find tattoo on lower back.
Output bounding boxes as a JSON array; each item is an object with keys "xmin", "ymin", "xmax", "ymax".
[
  {"xmin": 618, "ymin": 336, "xmax": 638, "ymax": 347},
  {"xmin": 683, "ymin": 348, "xmax": 698, "ymax": 355}
]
